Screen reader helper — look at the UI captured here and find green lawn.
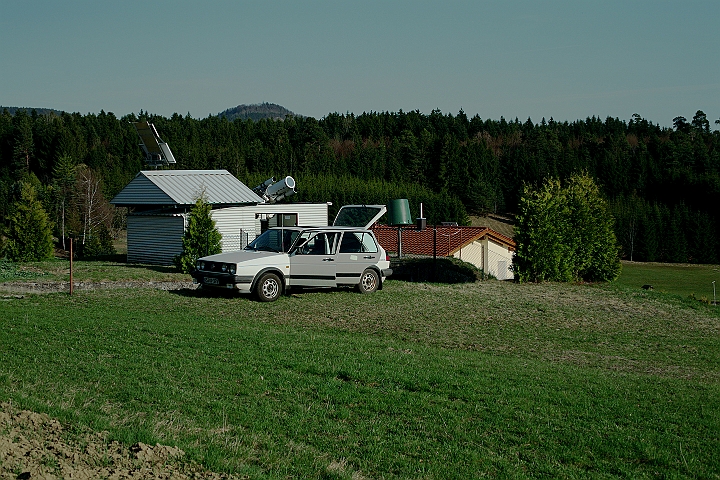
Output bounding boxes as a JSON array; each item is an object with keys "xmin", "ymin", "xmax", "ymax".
[
  {"xmin": 617, "ymin": 260, "xmax": 720, "ymax": 301},
  {"xmin": 0, "ymin": 256, "xmax": 187, "ymax": 283},
  {"xmin": 1, "ymin": 273, "xmax": 718, "ymax": 478}
]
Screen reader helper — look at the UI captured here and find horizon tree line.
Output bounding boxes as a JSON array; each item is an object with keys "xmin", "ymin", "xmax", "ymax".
[{"xmin": 1, "ymin": 107, "xmax": 719, "ymax": 264}]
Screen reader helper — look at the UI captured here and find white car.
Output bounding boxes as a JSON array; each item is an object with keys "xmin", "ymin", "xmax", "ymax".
[{"xmin": 191, "ymin": 205, "xmax": 392, "ymax": 301}]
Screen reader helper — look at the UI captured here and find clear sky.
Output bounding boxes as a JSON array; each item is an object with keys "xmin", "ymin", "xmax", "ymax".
[{"xmin": 2, "ymin": 1, "xmax": 719, "ymax": 128}]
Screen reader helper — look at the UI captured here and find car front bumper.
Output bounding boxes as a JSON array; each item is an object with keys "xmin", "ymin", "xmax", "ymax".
[{"xmin": 191, "ymin": 271, "xmax": 254, "ymax": 291}]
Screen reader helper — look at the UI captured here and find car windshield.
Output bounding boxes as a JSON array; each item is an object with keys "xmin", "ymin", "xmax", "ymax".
[{"xmin": 245, "ymin": 229, "xmax": 299, "ymax": 253}]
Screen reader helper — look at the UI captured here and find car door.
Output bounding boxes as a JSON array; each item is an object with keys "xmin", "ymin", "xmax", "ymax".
[
  {"xmin": 335, "ymin": 231, "xmax": 380, "ymax": 285},
  {"xmin": 289, "ymin": 231, "xmax": 339, "ymax": 287}
]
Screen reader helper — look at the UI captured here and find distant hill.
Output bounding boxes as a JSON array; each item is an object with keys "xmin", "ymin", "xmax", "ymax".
[
  {"xmin": 1, "ymin": 106, "xmax": 64, "ymax": 116},
  {"xmin": 217, "ymin": 103, "xmax": 298, "ymax": 121},
  {"xmin": 1, "ymin": 103, "xmax": 299, "ymax": 121}
]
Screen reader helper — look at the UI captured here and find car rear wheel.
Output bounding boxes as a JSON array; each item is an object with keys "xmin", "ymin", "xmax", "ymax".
[
  {"xmin": 256, "ymin": 272, "xmax": 282, "ymax": 302},
  {"xmin": 358, "ymin": 268, "xmax": 379, "ymax": 294}
]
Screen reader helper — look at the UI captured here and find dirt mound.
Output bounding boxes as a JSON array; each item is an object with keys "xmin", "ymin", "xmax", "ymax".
[{"xmin": 0, "ymin": 402, "xmax": 237, "ymax": 479}]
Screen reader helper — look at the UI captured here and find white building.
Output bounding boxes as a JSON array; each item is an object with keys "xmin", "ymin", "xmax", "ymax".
[
  {"xmin": 111, "ymin": 170, "xmax": 328, "ymax": 265},
  {"xmin": 451, "ymin": 234, "xmax": 515, "ymax": 280}
]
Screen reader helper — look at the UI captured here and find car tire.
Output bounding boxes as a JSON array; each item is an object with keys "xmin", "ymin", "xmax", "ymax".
[
  {"xmin": 256, "ymin": 272, "xmax": 282, "ymax": 302},
  {"xmin": 357, "ymin": 268, "xmax": 379, "ymax": 294}
]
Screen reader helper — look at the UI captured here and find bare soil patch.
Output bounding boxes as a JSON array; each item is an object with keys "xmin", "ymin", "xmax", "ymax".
[{"xmin": 0, "ymin": 402, "xmax": 240, "ymax": 479}]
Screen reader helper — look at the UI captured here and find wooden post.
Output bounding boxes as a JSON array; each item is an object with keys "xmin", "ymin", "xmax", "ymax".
[{"xmin": 69, "ymin": 238, "xmax": 74, "ymax": 295}]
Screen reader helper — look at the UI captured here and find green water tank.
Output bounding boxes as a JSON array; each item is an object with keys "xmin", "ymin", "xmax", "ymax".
[{"xmin": 387, "ymin": 199, "xmax": 413, "ymax": 226}]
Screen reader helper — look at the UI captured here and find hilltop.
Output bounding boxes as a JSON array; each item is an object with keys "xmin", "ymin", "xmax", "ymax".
[
  {"xmin": 0, "ymin": 106, "xmax": 64, "ymax": 116},
  {"xmin": 217, "ymin": 102, "xmax": 298, "ymax": 121}
]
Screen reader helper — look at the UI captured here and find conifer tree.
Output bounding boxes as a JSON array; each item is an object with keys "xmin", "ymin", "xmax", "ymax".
[
  {"xmin": 174, "ymin": 195, "xmax": 222, "ymax": 273},
  {"xmin": 513, "ymin": 179, "xmax": 574, "ymax": 282},
  {"xmin": 565, "ymin": 173, "xmax": 621, "ymax": 281},
  {"xmin": 513, "ymin": 174, "xmax": 621, "ymax": 282},
  {"xmin": 3, "ymin": 182, "xmax": 54, "ymax": 261}
]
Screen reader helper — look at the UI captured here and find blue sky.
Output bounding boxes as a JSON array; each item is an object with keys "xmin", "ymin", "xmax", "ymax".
[{"xmin": 2, "ymin": 1, "xmax": 719, "ymax": 128}]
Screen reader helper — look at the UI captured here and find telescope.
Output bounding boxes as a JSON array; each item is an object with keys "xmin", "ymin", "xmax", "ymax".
[{"xmin": 252, "ymin": 176, "xmax": 296, "ymax": 203}]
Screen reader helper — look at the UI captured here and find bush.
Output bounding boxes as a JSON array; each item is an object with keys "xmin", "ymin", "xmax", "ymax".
[
  {"xmin": 513, "ymin": 174, "xmax": 621, "ymax": 282},
  {"xmin": 174, "ymin": 196, "xmax": 222, "ymax": 273},
  {"xmin": 391, "ymin": 256, "xmax": 485, "ymax": 283},
  {"xmin": 81, "ymin": 224, "xmax": 116, "ymax": 258},
  {"xmin": 3, "ymin": 183, "xmax": 54, "ymax": 262}
]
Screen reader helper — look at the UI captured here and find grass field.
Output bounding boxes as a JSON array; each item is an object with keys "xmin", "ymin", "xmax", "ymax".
[
  {"xmin": 1, "ymin": 261, "xmax": 719, "ymax": 478},
  {"xmin": 0, "ymin": 256, "xmax": 187, "ymax": 283},
  {"xmin": 617, "ymin": 261, "xmax": 720, "ymax": 302}
]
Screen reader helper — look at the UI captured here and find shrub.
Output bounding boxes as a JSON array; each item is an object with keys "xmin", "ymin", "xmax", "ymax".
[
  {"xmin": 174, "ymin": 196, "xmax": 222, "ymax": 273},
  {"xmin": 513, "ymin": 174, "xmax": 621, "ymax": 282},
  {"xmin": 3, "ymin": 182, "xmax": 54, "ymax": 262},
  {"xmin": 81, "ymin": 223, "xmax": 116, "ymax": 258}
]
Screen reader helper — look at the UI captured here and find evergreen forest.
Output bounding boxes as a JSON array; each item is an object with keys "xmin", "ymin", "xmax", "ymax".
[{"xmin": 1, "ymin": 107, "xmax": 719, "ymax": 264}]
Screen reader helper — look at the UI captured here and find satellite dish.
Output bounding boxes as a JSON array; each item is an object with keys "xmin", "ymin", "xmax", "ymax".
[{"xmin": 134, "ymin": 121, "xmax": 177, "ymax": 167}]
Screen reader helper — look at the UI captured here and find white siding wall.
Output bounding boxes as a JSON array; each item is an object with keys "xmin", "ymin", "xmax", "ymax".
[
  {"xmin": 454, "ymin": 242, "xmax": 484, "ymax": 270},
  {"xmin": 254, "ymin": 203, "xmax": 329, "ymax": 227},
  {"xmin": 210, "ymin": 207, "xmax": 258, "ymax": 252},
  {"xmin": 454, "ymin": 238, "xmax": 515, "ymax": 280},
  {"xmin": 487, "ymin": 240, "xmax": 514, "ymax": 280},
  {"xmin": 127, "ymin": 213, "xmax": 186, "ymax": 265}
]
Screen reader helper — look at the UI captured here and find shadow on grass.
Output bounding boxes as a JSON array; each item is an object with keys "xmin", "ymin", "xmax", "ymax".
[
  {"xmin": 65, "ymin": 253, "xmax": 180, "ymax": 275},
  {"xmin": 169, "ymin": 285, "xmax": 359, "ymax": 301},
  {"xmin": 119, "ymin": 263, "xmax": 179, "ymax": 274},
  {"xmin": 168, "ymin": 286, "xmax": 240, "ymax": 299},
  {"xmin": 59, "ymin": 253, "xmax": 128, "ymax": 263},
  {"xmin": 390, "ymin": 257, "xmax": 485, "ymax": 284}
]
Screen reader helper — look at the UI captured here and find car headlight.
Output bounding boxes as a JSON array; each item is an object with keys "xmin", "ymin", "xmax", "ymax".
[
  {"xmin": 229, "ymin": 265, "xmax": 236, "ymax": 274},
  {"xmin": 221, "ymin": 264, "xmax": 228, "ymax": 272},
  {"xmin": 197, "ymin": 261, "xmax": 205, "ymax": 270}
]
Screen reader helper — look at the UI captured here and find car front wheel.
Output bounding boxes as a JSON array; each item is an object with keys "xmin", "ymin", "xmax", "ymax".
[
  {"xmin": 358, "ymin": 269, "xmax": 379, "ymax": 294},
  {"xmin": 256, "ymin": 272, "xmax": 282, "ymax": 302}
]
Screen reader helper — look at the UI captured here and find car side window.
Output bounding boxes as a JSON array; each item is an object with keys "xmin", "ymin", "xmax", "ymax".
[
  {"xmin": 339, "ymin": 232, "xmax": 363, "ymax": 253},
  {"xmin": 360, "ymin": 233, "xmax": 378, "ymax": 253},
  {"xmin": 297, "ymin": 232, "xmax": 338, "ymax": 255}
]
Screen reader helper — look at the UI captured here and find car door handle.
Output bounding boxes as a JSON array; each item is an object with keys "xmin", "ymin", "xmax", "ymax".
[
  {"xmin": 323, "ymin": 258, "xmax": 334, "ymax": 261},
  {"xmin": 363, "ymin": 256, "xmax": 375, "ymax": 259}
]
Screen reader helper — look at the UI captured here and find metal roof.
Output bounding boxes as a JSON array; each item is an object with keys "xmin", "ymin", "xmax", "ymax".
[{"xmin": 111, "ymin": 170, "xmax": 263, "ymax": 207}]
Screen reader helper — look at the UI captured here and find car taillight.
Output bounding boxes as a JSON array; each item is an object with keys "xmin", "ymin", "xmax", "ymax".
[{"xmin": 386, "ymin": 254, "xmax": 390, "ymax": 262}]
